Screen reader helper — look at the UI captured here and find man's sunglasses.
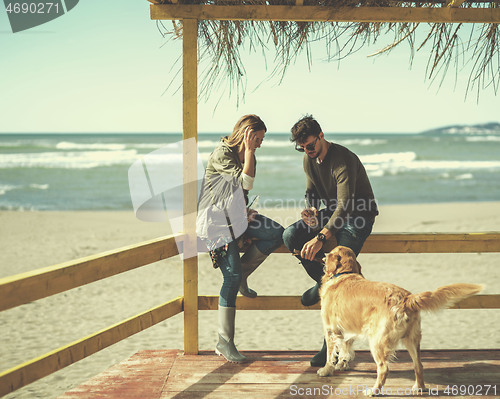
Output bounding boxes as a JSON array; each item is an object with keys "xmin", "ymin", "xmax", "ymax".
[{"xmin": 295, "ymin": 136, "xmax": 319, "ymax": 152}]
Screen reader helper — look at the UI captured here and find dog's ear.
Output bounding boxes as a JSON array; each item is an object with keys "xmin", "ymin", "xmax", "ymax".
[
  {"xmin": 322, "ymin": 255, "xmax": 332, "ymax": 284},
  {"xmin": 337, "ymin": 247, "xmax": 363, "ymax": 274},
  {"xmin": 323, "ymin": 252, "xmax": 341, "ymax": 278},
  {"xmin": 332, "ymin": 254, "xmax": 342, "ymax": 273},
  {"xmin": 355, "ymin": 260, "xmax": 363, "ymax": 276}
]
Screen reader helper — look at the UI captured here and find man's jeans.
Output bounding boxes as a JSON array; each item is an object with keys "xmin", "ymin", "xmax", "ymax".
[{"xmin": 282, "ymin": 209, "xmax": 374, "ymax": 283}]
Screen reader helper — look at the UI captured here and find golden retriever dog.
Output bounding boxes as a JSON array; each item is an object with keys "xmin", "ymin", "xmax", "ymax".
[{"xmin": 317, "ymin": 246, "xmax": 483, "ymax": 395}]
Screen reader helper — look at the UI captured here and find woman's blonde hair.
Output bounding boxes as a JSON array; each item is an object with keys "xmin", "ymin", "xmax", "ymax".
[{"xmin": 224, "ymin": 114, "xmax": 267, "ymax": 148}]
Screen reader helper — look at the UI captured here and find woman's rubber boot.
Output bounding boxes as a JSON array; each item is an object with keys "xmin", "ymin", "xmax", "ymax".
[
  {"xmin": 301, "ymin": 282, "xmax": 321, "ymax": 306},
  {"xmin": 215, "ymin": 305, "xmax": 247, "ymax": 363},
  {"xmin": 239, "ymin": 244, "xmax": 268, "ymax": 298},
  {"xmin": 310, "ymin": 339, "xmax": 327, "ymax": 367}
]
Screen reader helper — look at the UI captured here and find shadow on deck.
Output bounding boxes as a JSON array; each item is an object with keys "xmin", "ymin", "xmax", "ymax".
[{"xmin": 58, "ymin": 349, "xmax": 500, "ymax": 398}]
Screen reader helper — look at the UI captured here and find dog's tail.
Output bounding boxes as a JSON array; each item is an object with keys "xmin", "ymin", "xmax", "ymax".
[{"xmin": 404, "ymin": 283, "xmax": 483, "ymax": 312}]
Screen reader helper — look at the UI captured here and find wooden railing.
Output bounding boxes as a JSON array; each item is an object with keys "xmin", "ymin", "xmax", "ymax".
[{"xmin": 0, "ymin": 232, "xmax": 499, "ymax": 396}]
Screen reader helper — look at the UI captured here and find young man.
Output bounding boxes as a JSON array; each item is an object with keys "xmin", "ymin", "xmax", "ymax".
[{"xmin": 283, "ymin": 115, "xmax": 378, "ymax": 366}]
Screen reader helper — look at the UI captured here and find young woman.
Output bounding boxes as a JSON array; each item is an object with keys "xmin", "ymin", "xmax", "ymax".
[{"xmin": 197, "ymin": 114, "xmax": 284, "ymax": 362}]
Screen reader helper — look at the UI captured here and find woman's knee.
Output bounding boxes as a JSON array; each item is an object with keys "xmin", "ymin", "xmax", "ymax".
[
  {"xmin": 219, "ymin": 273, "xmax": 242, "ymax": 307},
  {"xmin": 219, "ymin": 289, "xmax": 238, "ymax": 307},
  {"xmin": 221, "ymin": 265, "xmax": 242, "ymax": 287},
  {"xmin": 271, "ymin": 223, "xmax": 285, "ymax": 244},
  {"xmin": 256, "ymin": 215, "xmax": 284, "ymax": 239}
]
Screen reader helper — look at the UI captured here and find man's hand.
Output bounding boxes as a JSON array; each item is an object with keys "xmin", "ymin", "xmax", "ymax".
[
  {"xmin": 300, "ymin": 237, "xmax": 323, "ymax": 261},
  {"xmin": 301, "ymin": 207, "xmax": 318, "ymax": 228}
]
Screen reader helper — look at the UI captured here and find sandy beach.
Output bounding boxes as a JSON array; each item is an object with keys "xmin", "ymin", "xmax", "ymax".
[{"xmin": 1, "ymin": 202, "xmax": 499, "ymax": 398}]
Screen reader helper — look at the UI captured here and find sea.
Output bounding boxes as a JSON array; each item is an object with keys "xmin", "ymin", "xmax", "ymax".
[{"xmin": 1, "ymin": 130, "xmax": 500, "ymax": 211}]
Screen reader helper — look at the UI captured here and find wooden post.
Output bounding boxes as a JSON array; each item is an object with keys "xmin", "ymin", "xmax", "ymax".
[{"xmin": 182, "ymin": 18, "xmax": 199, "ymax": 355}]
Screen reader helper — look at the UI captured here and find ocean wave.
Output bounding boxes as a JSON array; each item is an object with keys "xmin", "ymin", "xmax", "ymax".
[
  {"xmin": 0, "ymin": 203, "xmax": 37, "ymax": 211},
  {"xmin": 0, "ymin": 141, "xmax": 25, "ymax": 148},
  {"xmin": 337, "ymin": 138, "xmax": 387, "ymax": 146},
  {"xmin": 361, "ymin": 151, "xmax": 417, "ymax": 164},
  {"xmin": 197, "ymin": 140, "xmax": 220, "ymax": 148},
  {"xmin": 134, "ymin": 141, "xmax": 223, "ymax": 150},
  {"xmin": 132, "ymin": 143, "xmax": 174, "ymax": 149},
  {"xmin": 0, "ymin": 150, "xmax": 139, "ymax": 169},
  {"xmin": 399, "ymin": 160, "xmax": 500, "ymax": 171},
  {"xmin": 0, "ymin": 184, "xmax": 20, "ymax": 195},
  {"xmin": 196, "ymin": 152, "xmax": 297, "ymax": 163},
  {"xmin": 56, "ymin": 141, "xmax": 127, "ymax": 151},
  {"xmin": 261, "ymin": 140, "xmax": 294, "ymax": 148},
  {"xmin": 442, "ymin": 127, "xmax": 500, "ymax": 135},
  {"xmin": 465, "ymin": 136, "xmax": 500, "ymax": 142},
  {"xmin": 197, "ymin": 139, "xmax": 293, "ymax": 149},
  {"xmin": 258, "ymin": 155, "xmax": 297, "ymax": 163},
  {"xmin": 29, "ymin": 183, "xmax": 49, "ymax": 190},
  {"xmin": 363, "ymin": 152, "xmax": 500, "ymax": 176},
  {"xmin": 136, "ymin": 138, "xmax": 388, "ymax": 150},
  {"xmin": 0, "ymin": 183, "xmax": 49, "ymax": 196},
  {"xmin": 455, "ymin": 173, "xmax": 474, "ymax": 180}
]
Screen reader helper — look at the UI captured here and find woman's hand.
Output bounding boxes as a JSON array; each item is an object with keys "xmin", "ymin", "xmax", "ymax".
[
  {"xmin": 241, "ymin": 126, "xmax": 258, "ymax": 178},
  {"xmin": 243, "ymin": 127, "xmax": 259, "ymax": 152}
]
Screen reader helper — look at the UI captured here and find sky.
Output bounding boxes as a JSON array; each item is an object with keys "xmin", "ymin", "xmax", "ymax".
[{"xmin": 0, "ymin": 1, "xmax": 498, "ymax": 134}]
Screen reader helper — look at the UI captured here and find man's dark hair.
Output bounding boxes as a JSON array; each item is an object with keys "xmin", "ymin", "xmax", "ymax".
[{"xmin": 290, "ymin": 115, "xmax": 322, "ymax": 144}]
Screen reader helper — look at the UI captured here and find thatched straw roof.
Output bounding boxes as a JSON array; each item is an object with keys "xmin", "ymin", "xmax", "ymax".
[{"xmin": 153, "ymin": 0, "xmax": 499, "ymax": 101}]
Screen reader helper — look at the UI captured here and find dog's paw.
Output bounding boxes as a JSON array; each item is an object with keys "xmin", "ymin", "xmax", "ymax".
[
  {"xmin": 362, "ymin": 387, "xmax": 382, "ymax": 397},
  {"xmin": 334, "ymin": 359, "xmax": 350, "ymax": 371},
  {"xmin": 411, "ymin": 383, "xmax": 426, "ymax": 393},
  {"xmin": 317, "ymin": 365, "xmax": 334, "ymax": 377}
]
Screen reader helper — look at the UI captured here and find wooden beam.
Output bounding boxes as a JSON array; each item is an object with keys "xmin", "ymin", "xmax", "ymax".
[
  {"xmin": 363, "ymin": 232, "xmax": 500, "ymax": 253},
  {"xmin": 2, "ymin": 232, "xmax": 496, "ymax": 313},
  {"xmin": 151, "ymin": 4, "xmax": 500, "ymax": 23},
  {"xmin": 182, "ymin": 18, "xmax": 199, "ymax": 356},
  {"xmin": 0, "ymin": 297, "xmax": 183, "ymax": 397},
  {"xmin": 0, "ymin": 234, "xmax": 182, "ymax": 312},
  {"xmin": 271, "ymin": 233, "xmax": 500, "ymax": 254},
  {"xmin": 198, "ymin": 294, "xmax": 500, "ymax": 310},
  {"xmin": 199, "ymin": 295, "xmax": 321, "ymax": 310}
]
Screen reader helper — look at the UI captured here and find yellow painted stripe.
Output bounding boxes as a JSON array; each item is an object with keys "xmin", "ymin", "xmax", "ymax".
[
  {"xmin": 272, "ymin": 232, "xmax": 500, "ymax": 253},
  {"xmin": 0, "ymin": 234, "xmax": 182, "ymax": 311},
  {"xmin": 182, "ymin": 18, "xmax": 199, "ymax": 356},
  {"xmin": 198, "ymin": 295, "xmax": 500, "ymax": 310}
]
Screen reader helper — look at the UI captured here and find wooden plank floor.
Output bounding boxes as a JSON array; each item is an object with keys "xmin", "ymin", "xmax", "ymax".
[{"xmin": 59, "ymin": 349, "xmax": 500, "ymax": 398}]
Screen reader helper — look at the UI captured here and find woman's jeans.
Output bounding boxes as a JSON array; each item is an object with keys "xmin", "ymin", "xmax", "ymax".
[
  {"xmin": 282, "ymin": 209, "xmax": 374, "ymax": 283},
  {"xmin": 218, "ymin": 214, "xmax": 284, "ymax": 307}
]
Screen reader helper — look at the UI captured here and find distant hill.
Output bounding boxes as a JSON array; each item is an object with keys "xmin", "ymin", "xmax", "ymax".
[{"xmin": 422, "ymin": 122, "xmax": 500, "ymax": 135}]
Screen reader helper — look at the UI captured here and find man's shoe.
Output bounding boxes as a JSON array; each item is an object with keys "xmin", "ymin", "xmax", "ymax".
[
  {"xmin": 301, "ymin": 282, "xmax": 320, "ymax": 306},
  {"xmin": 310, "ymin": 340, "xmax": 327, "ymax": 367}
]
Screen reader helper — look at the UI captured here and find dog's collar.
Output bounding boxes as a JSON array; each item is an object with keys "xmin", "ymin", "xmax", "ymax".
[{"xmin": 331, "ymin": 271, "xmax": 355, "ymax": 279}]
